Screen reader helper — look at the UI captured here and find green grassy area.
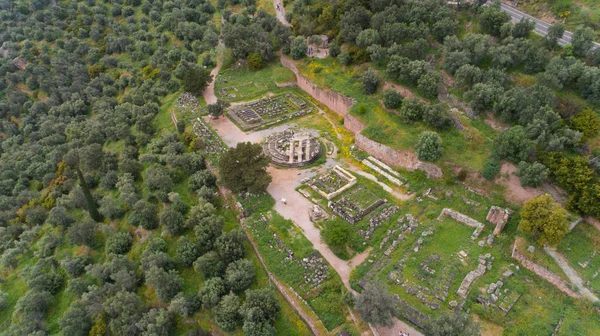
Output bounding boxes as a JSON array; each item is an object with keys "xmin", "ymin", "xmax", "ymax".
[
  {"xmin": 215, "ymin": 62, "xmax": 296, "ymax": 102},
  {"xmin": 559, "ymin": 222, "xmax": 600, "ymax": 292},
  {"xmin": 241, "ymin": 194, "xmax": 347, "ymax": 331},
  {"xmin": 296, "ymin": 57, "xmax": 494, "ymax": 170},
  {"xmin": 344, "ymin": 165, "xmax": 600, "ymax": 335}
]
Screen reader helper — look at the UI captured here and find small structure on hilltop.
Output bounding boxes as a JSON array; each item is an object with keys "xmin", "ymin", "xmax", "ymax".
[{"xmin": 263, "ymin": 129, "xmax": 321, "ymax": 167}]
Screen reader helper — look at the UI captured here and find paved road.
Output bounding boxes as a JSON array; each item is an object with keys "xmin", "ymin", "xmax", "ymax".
[{"xmin": 498, "ymin": 3, "xmax": 599, "ymax": 50}]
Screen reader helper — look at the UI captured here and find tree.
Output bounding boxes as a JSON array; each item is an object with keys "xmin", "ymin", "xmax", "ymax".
[
  {"xmin": 129, "ymin": 200, "xmax": 158, "ymax": 230},
  {"xmin": 546, "ymin": 23, "xmax": 565, "ymax": 48},
  {"xmin": 494, "ymin": 126, "xmax": 533, "ymax": 163},
  {"xmin": 479, "ymin": 3, "xmax": 511, "ymax": 37},
  {"xmin": 382, "ymin": 89, "xmax": 402, "ymax": 109},
  {"xmin": 355, "ymin": 282, "xmax": 397, "ymax": 327},
  {"xmin": 482, "ymin": 159, "xmax": 501, "ymax": 180},
  {"xmin": 424, "ymin": 311, "xmax": 480, "ymax": 336},
  {"xmin": 177, "ymin": 237, "xmax": 200, "ymax": 267},
  {"xmin": 68, "ymin": 220, "xmax": 97, "ymax": 247},
  {"xmin": 519, "ymin": 194, "xmax": 568, "ymax": 246},
  {"xmin": 219, "ymin": 142, "xmax": 271, "ymax": 194},
  {"xmin": 145, "ymin": 165, "xmax": 173, "ymax": 192},
  {"xmin": 47, "ymin": 206, "xmax": 74, "ymax": 227},
  {"xmin": 207, "ymin": 100, "xmax": 230, "ymax": 119},
  {"xmin": 399, "ymin": 98, "xmax": 426, "ymax": 123},
  {"xmin": 216, "ymin": 229, "xmax": 246, "ymax": 263},
  {"xmin": 214, "ymin": 293, "xmax": 241, "ymax": 332},
  {"xmin": 106, "ymin": 232, "xmax": 132, "ymax": 255},
  {"xmin": 572, "ymin": 27, "xmax": 595, "ymax": 57},
  {"xmin": 290, "ymin": 36, "xmax": 307, "ymax": 60},
  {"xmin": 194, "ymin": 251, "xmax": 225, "ymax": 278},
  {"xmin": 136, "ymin": 308, "xmax": 173, "ymax": 336},
  {"xmin": 239, "ymin": 288, "xmax": 279, "ymax": 325},
  {"xmin": 225, "ymin": 259, "xmax": 255, "ymax": 293},
  {"xmin": 60, "ymin": 301, "xmax": 92, "ymax": 336},
  {"xmin": 512, "ymin": 18, "xmax": 535, "ymax": 38},
  {"xmin": 198, "ymin": 277, "xmax": 227, "ymax": 308},
  {"xmin": 570, "ymin": 108, "xmax": 600, "ymax": 140},
  {"xmin": 103, "ymin": 291, "xmax": 144, "ymax": 335},
  {"xmin": 193, "ymin": 214, "xmax": 224, "ymax": 249},
  {"xmin": 423, "ymin": 104, "xmax": 453, "ymax": 130},
  {"xmin": 417, "ymin": 72, "xmax": 441, "ymax": 98},
  {"xmin": 356, "ymin": 29, "xmax": 381, "ymax": 49},
  {"xmin": 146, "ymin": 266, "xmax": 183, "ymax": 302},
  {"xmin": 517, "ymin": 161, "xmax": 549, "ymax": 187},
  {"xmin": 416, "ymin": 131, "xmax": 442, "ymax": 161},
  {"xmin": 160, "ymin": 209, "xmax": 185, "ymax": 235},
  {"xmin": 182, "ymin": 67, "xmax": 212, "ymax": 95},
  {"xmin": 247, "ymin": 52, "xmax": 264, "ymax": 71},
  {"xmin": 361, "ymin": 69, "xmax": 379, "ymax": 95}
]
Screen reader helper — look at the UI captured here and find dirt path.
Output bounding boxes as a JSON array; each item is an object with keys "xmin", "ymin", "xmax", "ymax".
[
  {"xmin": 375, "ymin": 317, "xmax": 423, "ymax": 336},
  {"xmin": 202, "ymin": 20, "xmax": 225, "ymax": 105},
  {"xmin": 273, "ymin": 0, "xmax": 291, "ymax": 26},
  {"xmin": 267, "ymin": 163, "xmax": 370, "ymax": 291},
  {"xmin": 495, "ymin": 162, "xmax": 543, "ymax": 205},
  {"xmin": 544, "ymin": 246, "xmax": 599, "ymax": 302}
]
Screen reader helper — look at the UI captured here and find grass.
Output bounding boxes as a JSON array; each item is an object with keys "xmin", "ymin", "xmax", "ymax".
[
  {"xmin": 295, "ymin": 57, "xmax": 494, "ymax": 170},
  {"xmin": 559, "ymin": 222, "xmax": 600, "ymax": 292},
  {"xmin": 243, "ymin": 198, "xmax": 347, "ymax": 331},
  {"xmin": 215, "ymin": 62, "xmax": 296, "ymax": 102}
]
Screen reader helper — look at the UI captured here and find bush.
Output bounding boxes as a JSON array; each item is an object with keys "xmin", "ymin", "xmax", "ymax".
[
  {"xmin": 361, "ymin": 69, "xmax": 379, "ymax": 95},
  {"xmin": 382, "ymin": 90, "xmax": 402, "ymax": 109},
  {"xmin": 482, "ymin": 159, "xmax": 501, "ymax": 180},
  {"xmin": 290, "ymin": 36, "xmax": 307, "ymax": 60},
  {"xmin": 398, "ymin": 98, "xmax": 425, "ymax": 122},
  {"xmin": 517, "ymin": 161, "xmax": 549, "ymax": 187},
  {"xmin": 416, "ymin": 131, "xmax": 442, "ymax": 161},
  {"xmin": 247, "ymin": 52, "xmax": 264, "ymax": 71}
]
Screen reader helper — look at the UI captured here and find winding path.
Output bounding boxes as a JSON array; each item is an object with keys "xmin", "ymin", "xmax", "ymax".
[{"xmin": 273, "ymin": 0, "xmax": 291, "ymax": 27}]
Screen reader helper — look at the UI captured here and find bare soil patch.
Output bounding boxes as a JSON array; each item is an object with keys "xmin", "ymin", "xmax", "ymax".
[{"xmin": 495, "ymin": 162, "xmax": 543, "ymax": 205}]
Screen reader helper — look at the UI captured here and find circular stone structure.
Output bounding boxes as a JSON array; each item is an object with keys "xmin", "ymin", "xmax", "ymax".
[{"xmin": 263, "ymin": 129, "xmax": 322, "ymax": 167}]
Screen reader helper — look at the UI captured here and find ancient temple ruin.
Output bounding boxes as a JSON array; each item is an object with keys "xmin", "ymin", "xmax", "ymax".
[{"xmin": 263, "ymin": 129, "xmax": 321, "ymax": 167}]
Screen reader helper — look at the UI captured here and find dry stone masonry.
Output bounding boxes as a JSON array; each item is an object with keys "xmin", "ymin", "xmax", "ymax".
[
  {"xmin": 457, "ymin": 254, "xmax": 493, "ymax": 298},
  {"xmin": 228, "ymin": 94, "xmax": 315, "ymax": 131},
  {"xmin": 486, "ymin": 206, "xmax": 514, "ymax": 236},
  {"xmin": 308, "ymin": 166, "xmax": 356, "ymax": 200},
  {"xmin": 438, "ymin": 208, "xmax": 485, "ymax": 241}
]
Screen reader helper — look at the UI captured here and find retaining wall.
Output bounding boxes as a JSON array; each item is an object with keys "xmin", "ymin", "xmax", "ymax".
[
  {"xmin": 280, "ymin": 56, "xmax": 442, "ymax": 179},
  {"xmin": 511, "ymin": 241, "xmax": 581, "ymax": 299}
]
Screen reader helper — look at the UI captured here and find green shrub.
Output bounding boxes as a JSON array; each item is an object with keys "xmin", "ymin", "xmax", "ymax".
[
  {"xmin": 482, "ymin": 159, "xmax": 501, "ymax": 180},
  {"xmin": 382, "ymin": 89, "xmax": 402, "ymax": 109},
  {"xmin": 416, "ymin": 131, "xmax": 442, "ymax": 161}
]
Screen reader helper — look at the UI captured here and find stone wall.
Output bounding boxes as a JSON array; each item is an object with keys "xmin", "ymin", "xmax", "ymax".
[
  {"xmin": 280, "ymin": 55, "xmax": 442, "ymax": 179},
  {"xmin": 344, "ymin": 114, "xmax": 366, "ymax": 134},
  {"xmin": 511, "ymin": 241, "xmax": 581, "ymax": 299},
  {"xmin": 355, "ymin": 134, "xmax": 443, "ymax": 179},
  {"xmin": 280, "ymin": 57, "xmax": 355, "ymax": 117}
]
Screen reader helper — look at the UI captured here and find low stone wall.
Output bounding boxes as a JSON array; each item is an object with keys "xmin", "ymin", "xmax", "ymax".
[
  {"xmin": 511, "ymin": 241, "xmax": 581, "ymax": 299},
  {"xmin": 438, "ymin": 208, "xmax": 483, "ymax": 228}
]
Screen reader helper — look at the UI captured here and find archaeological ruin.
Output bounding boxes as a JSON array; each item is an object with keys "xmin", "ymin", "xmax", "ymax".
[{"xmin": 262, "ymin": 129, "xmax": 322, "ymax": 167}]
